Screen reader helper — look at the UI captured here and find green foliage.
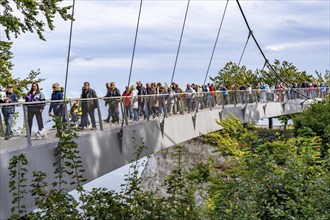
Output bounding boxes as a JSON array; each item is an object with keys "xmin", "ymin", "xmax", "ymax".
[
  {"xmin": 52, "ymin": 116, "xmax": 86, "ymax": 191},
  {"xmin": 208, "ymin": 116, "xmax": 329, "ymax": 219},
  {"xmin": 277, "ymin": 114, "xmax": 295, "ymax": 130},
  {"xmin": 9, "ymin": 116, "xmax": 86, "ymax": 219},
  {"xmin": 211, "ymin": 60, "xmax": 329, "ymax": 90},
  {"xmin": 83, "ymin": 187, "xmax": 124, "ymax": 219},
  {"xmin": 29, "ymin": 189, "xmax": 80, "ymax": 220},
  {"xmin": 1, "ymin": 0, "xmax": 72, "ymax": 40},
  {"xmin": 1, "ymin": 0, "xmax": 72, "ymax": 97},
  {"xmin": 0, "ymin": 41, "xmax": 45, "ymax": 98},
  {"xmin": 203, "ymin": 115, "xmax": 257, "ymax": 158},
  {"xmin": 260, "ymin": 59, "xmax": 313, "ymax": 86},
  {"xmin": 119, "ymin": 136, "xmax": 154, "ymax": 219},
  {"xmin": 315, "ymin": 69, "xmax": 330, "ymax": 85},
  {"xmin": 8, "ymin": 112, "xmax": 330, "ymax": 219},
  {"xmin": 294, "ymin": 97, "xmax": 330, "ymax": 156},
  {"xmin": 203, "ymin": 117, "xmax": 330, "ymax": 219},
  {"xmin": 210, "ymin": 61, "xmax": 258, "ymax": 89},
  {"xmin": 48, "ymin": 116, "xmax": 86, "ymax": 217},
  {"xmin": 163, "ymin": 145, "xmax": 199, "ymax": 220},
  {"xmin": 8, "ymin": 154, "xmax": 29, "ymax": 219}
]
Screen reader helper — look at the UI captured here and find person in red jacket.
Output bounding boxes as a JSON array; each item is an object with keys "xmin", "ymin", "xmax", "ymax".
[{"xmin": 122, "ymin": 86, "xmax": 133, "ymax": 120}]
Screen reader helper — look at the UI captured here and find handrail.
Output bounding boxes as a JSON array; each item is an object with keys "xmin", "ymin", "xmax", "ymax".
[
  {"xmin": 0, "ymin": 87, "xmax": 327, "ymax": 152},
  {"xmin": 0, "ymin": 87, "xmax": 327, "ymax": 107}
]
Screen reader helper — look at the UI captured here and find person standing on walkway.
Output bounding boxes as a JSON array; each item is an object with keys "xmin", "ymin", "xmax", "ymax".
[
  {"xmin": 79, "ymin": 82, "xmax": 98, "ymax": 130},
  {"xmin": 105, "ymin": 82, "xmax": 121, "ymax": 124},
  {"xmin": 219, "ymin": 84, "xmax": 228, "ymax": 105},
  {"xmin": 136, "ymin": 81, "xmax": 147, "ymax": 120},
  {"xmin": 122, "ymin": 86, "xmax": 133, "ymax": 120},
  {"xmin": 131, "ymin": 85, "xmax": 139, "ymax": 122},
  {"xmin": 26, "ymin": 82, "xmax": 46, "ymax": 135},
  {"xmin": 103, "ymin": 82, "xmax": 112, "ymax": 123},
  {"xmin": 49, "ymin": 82, "xmax": 64, "ymax": 118},
  {"xmin": 185, "ymin": 84, "xmax": 194, "ymax": 113},
  {"xmin": 1, "ymin": 84, "xmax": 18, "ymax": 140}
]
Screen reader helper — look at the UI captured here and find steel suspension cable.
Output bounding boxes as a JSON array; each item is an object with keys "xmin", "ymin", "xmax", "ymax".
[
  {"xmin": 127, "ymin": 0, "xmax": 143, "ymax": 88},
  {"xmin": 63, "ymin": 0, "xmax": 76, "ymax": 101},
  {"xmin": 170, "ymin": 0, "xmax": 191, "ymax": 85},
  {"xmin": 235, "ymin": 0, "xmax": 309, "ymax": 99},
  {"xmin": 237, "ymin": 31, "xmax": 251, "ymax": 67},
  {"xmin": 261, "ymin": 59, "xmax": 268, "ymax": 71},
  {"xmin": 203, "ymin": 0, "xmax": 229, "ymax": 86}
]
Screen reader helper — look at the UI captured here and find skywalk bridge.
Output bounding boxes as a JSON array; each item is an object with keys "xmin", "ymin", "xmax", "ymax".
[
  {"xmin": 0, "ymin": 0, "xmax": 328, "ymax": 217},
  {"xmin": 0, "ymin": 89, "xmax": 325, "ymax": 219}
]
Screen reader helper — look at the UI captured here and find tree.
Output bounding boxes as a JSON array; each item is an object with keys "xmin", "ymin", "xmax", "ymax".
[
  {"xmin": 208, "ymin": 136, "xmax": 330, "ymax": 219},
  {"xmin": 210, "ymin": 61, "xmax": 259, "ymax": 89},
  {"xmin": 0, "ymin": 0, "xmax": 72, "ymax": 95},
  {"xmin": 1, "ymin": 0, "xmax": 72, "ymax": 41},
  {"xmin": 260, "ymin": 60, "xmax": 314, "ymax": 86},
  {"xmin": 315, "ymin": 70, "xmax": 330, "ymax": 85},
  {"xmin": 8, "ymin": 114, "xmax": 330, "ymax": 219},
  {"xmin": 200, "ymin": 116, "xmax": 330, "ymax": 219},
  {"xmin": 0, "ymin": 41, "xmax": 45, "ymax": 98},
  {"xmin": 294, "ymin": 97, "xmax": 330, "ymax": 156},
  {"xmin": 8, "ymin": 154, "xmax": 29, "ymax": 219},
  {"xmin": 164, "ymin": 145, "xmax": 199, "ymax": 219},
  {"xmin": 277, "ymin": 114, "xmax": 295, "ymax": 130},
  {"xmin": 9, "ymin": 118, "xmax": 85, "ymax": 219}
]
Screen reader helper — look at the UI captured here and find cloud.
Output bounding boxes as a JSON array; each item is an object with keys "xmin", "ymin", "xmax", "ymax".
[
  {"xmin": 5, "ymin": 0, "xmax": 329, "ymax": 98},
  {"xmin": 265, "ymin": 44, "xmax": 287, "ymax": 53},
  {"xmin": 69, "ymin": 55, "xmax": 94, "ymax": 63},
  {"xmin": 264, "ymin": 40, "xmax": 329, "ymax": 53},
  {"xmin": 285, "ymin": 19, "xmax": 300, "ymax": 25}
]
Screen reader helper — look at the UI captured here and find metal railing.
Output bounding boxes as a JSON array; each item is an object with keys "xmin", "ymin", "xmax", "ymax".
[{"xmin": 0, "ymin": 88, "xmax": 328, "ymax": 150}]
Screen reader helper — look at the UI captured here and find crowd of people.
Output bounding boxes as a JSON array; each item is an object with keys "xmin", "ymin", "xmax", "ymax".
[{"xmin": 0, "ymin": 80, "xmax": 328, "ymax": 140}]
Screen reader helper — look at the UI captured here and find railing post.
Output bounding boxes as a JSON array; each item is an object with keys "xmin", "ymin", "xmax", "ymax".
[
  {"xmin": 209, "ymin": 92, "xmax": 212, "ymax": 111},
  {"xmin": 234, "ymin": 91, "xmax": 237, "ymax": 107},
  {"xmin": 96, "ymin": 99, "xmax": 103, "ymax": 131},
  {"xmin": 145, "ymin": 96, "xmax": 150, "ymax": 121},
  {"xmin": 0, "ymin": 111, "xmax": 4, "ymax": 137},
  {"xmin": 122, "ymin": 97, "xmax": 128, "ymax": 126},
  {"xmin": 120, "ymin": 97, "xmax": 127, "ymax": 126},
  {"xmin": 219, "ymin": 109, "xmax": 223, "ymax": 122},
  {"xmin": 23, "ymin": 105, "xmax": 32, "ymax": 147},
  {"xmin": 180, "ymin": 95, "xmax": 184, "ymax": 115},
  {"xmin": 63, "ymin": 101, "xmax": 70, "ymax": 129},
  {"xmin": 254, "ymin": 90, "xmax": 258, "ymax": 104}
]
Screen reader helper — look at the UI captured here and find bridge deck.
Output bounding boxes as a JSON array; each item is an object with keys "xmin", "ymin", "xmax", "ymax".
[{"xmin": 0, "ymin": 98, "xmax": 318, "ymax": 219}]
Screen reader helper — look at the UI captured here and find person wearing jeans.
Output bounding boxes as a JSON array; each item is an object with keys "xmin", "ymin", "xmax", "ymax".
[
  {"xmin": 25, "ymin": 82, "xmax": 45, "ymax": 135},
  {"xmin": 1, "ymin": 84, "xmax": 18, "ymax": 140},
  {"xmin": 79, "ymin": 82, "xmax": 98, "ymax": 130},
  {"xmin": 131, "ymin": 85, "xmax": 139, "ymax": 122}
]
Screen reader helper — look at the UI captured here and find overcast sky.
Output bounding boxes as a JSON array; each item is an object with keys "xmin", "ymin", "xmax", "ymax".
[{"xmin": 2, "ymin": 0, "xmax": 330, "ymax": 97}]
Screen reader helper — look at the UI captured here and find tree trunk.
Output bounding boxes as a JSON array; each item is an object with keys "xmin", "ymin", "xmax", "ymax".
[{"xmin": 268, "ymin": 118, "xmax": 273, "ymax": 129}]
